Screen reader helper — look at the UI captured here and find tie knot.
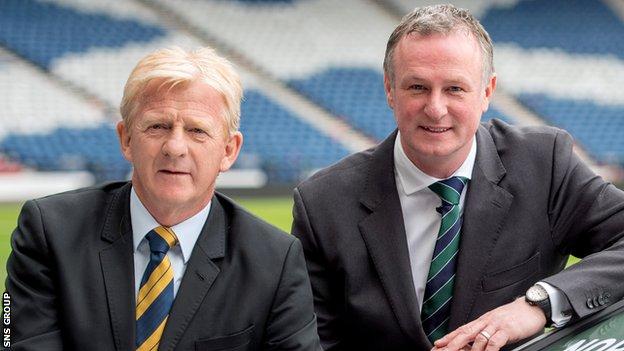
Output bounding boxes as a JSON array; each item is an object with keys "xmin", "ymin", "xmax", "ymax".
[
  {"xmin": 429, "ymin": 176, "xmax": 468, "ymax": 206},
  {"xmin": 146, "ymin": 226, "xmax": 178, "ymax": 254}
]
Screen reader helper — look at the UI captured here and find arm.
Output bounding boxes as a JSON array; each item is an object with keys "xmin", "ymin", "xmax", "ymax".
[
  {"xmin": 5, "ymin": 200, "xmax": 63, "ymax": 351},
  {"xmin": 291, "ymin": 188, "xmax": 343, "ymax": 351},
  {"xmin": 264, "ymin": 239, "xmax": 322, "ymax": 351},
  {"xmin": 435, "ymin": 130, "xmax": 624, "ymax": 351},
  {"xmin": 541, "ymin": 131, "xmax": 624, "ymax": 318}
]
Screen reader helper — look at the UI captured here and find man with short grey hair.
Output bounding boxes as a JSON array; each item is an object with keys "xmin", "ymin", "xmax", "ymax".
[
  {"xmin": 7, "ymin": 47, "xmax": 321, "ymax": 351},
  {"xmin": 292, "ymin": 4, "xmax": 624, "ymax": 350}
]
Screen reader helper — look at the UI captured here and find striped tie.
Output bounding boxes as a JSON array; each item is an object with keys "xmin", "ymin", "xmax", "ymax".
[
  {"xmin": 421, "ymin": 176, "xmax": 468, "ymax": 342},
  {"xmin": 136, "ymin": 226, "xmax": 178, "ymax": 351}
]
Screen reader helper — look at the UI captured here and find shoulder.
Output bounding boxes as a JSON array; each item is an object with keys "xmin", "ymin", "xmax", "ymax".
[
  {"xmin": 30, "ymin": 181, "xmax": 129, "ymax": 211},
  {"xmin": 22, "ymin": 181, "xmax": 129, "ymax": 224},
  {"xmin": 215, "ymin": 192, "xmax": 297, "ymax": 252},
  {"xmin": 481, "ymin": 119, "xmax": 574, "ymax": 163},
  {"xmin": 296, "ymin": 142, "xmax": 380, "ymax": 196},
  {"xmin": 483, "ymin": 119, "xmax": 572, "ymax": 149}
]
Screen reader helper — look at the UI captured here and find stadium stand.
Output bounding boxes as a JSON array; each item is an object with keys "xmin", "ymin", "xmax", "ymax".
[
  {"xmin": 519, "ymin": 94, "xmax": 624, "ymax": 165},
  {"xmin": 0, "ymin": 0, "xmax": 165, "ymax": 68},
  {"xmin": 241, "ymin": 91, "xmax": 350, "ymax": 182},
  {"xmin": 0, "ymin": 0, "xmax": 622, "ymax": 189},
  {"xmin": 481, "ymin": 0, "xmax": 624, "ymax": 59},
  {"xmin": 479, "ymin": 0, "xmax": 624, "ymax": 167},
  {"xmin": 0, "ymin": 0, "xmax": 356, "ymax": 184}
]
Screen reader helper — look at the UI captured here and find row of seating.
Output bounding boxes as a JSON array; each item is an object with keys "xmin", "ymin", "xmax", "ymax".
[
  {"xmin": 0, "ymin": 0, "xmax": 622, "ymax": 182},
  {"xmin": 519, "ymin": 94, "xmax": 624, "ymax": 164},
  {"xmin": 481, "ymin": 0, "xmax": 624, "ymax": 59},
  {"xmin": 0, "ymin": 0, "xmax": 164, "ymax": 68},
  {"xmin": 0, "ymin": 0, "xmax": 351, "ymax": 182},
  {"xmin": 0, "ymin": 88, "xmax": 350, "ymax": 182}
]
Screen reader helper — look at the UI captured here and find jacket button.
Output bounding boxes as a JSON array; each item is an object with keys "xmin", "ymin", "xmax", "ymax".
[
  {"xmin": 593, "ymin": 297, "xmax": 600, "ymax": 306},
  {"xmin": 587, "ymin": 298, "xmax": 594, "ymax": 309},
  {"xmin": 598, "ymin": 295, "xmax": 605, "ymax": 306}
]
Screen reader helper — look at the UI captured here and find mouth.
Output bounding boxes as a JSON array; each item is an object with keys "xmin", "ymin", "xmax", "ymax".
[
  {"xmin": 421, "ymin": 126, "xmax": 451, "ymax": 133},
  {"xmin": 158, "ymin": 169, "xmax": 190, "ymax": 176}
]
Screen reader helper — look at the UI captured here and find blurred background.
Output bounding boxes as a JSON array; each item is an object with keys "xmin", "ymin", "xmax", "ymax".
[{"xmin": 1, "ymin": 0, "xmax": 623, "ymax": 283}]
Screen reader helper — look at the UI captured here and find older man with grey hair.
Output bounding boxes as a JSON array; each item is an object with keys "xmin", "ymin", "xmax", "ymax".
[
  {"xmin": 7, "ymin": 47, "xmax": 321, "ymax": 351},
  {"xmin": 292, "ymin": 4, "xmax": 624, "ymax": 351}
]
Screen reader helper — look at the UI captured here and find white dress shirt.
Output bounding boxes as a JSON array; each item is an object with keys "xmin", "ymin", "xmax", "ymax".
[
  {"xmin": 131, "ymin": 187, "xmax": 210, "ymax": 299},
  {"xmin": 393, "ymin": 133, "xmax": 571, "ymax": 326},
  {"xmin": 393, "ymin": 132, "xmax": 476, "ymax": 309}
]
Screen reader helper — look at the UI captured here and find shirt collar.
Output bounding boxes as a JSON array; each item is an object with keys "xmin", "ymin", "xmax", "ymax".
[
  {"xmin": 394, "ymin": 131, "xmax": 477, "ymax": 196},
  {"xmin": 130, "ymin": 187, "xmax": 211, "ymax": 264}
]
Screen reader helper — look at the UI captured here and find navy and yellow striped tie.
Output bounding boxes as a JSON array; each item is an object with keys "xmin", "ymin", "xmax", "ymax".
[
  {"xmin": 136, "ymin": 226, "xmax": 178, "ymax": 351},
  {"xmin": 421, "ymin": 176, "xmax": 468, "ymax": 342}
]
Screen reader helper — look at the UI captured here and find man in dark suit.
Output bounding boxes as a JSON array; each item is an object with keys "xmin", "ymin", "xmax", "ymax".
[
  {"xmin": 7, "ymin": 47, "xmax": 321, "ymax": 351},
  {"xmin": 292, "ymin": 4, "xmax": 624, "ymax": 351}
]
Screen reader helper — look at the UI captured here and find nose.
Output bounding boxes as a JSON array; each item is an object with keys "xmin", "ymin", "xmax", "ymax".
[
  {"xmin": 423, "ymin": 91, "xmax": 447, "ymax": 120},
  {"xmin": 161, "ymin": 127, "xmax": 188, "ymax": 158}
]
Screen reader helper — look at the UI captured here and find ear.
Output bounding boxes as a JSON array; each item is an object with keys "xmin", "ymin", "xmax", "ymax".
[
  {"xmin": 116, "ymin": 121, "xmax": 132, "ymax": 163},
  {"xmin": 384, "ymin": 73, "xmax": 395, "ymax": 110},
  {"xmin": 219, "ymin": 131, "xmax": 243, "ymax": 172},
  {"xmin": 482, "ymin": 74, "xmax": 497, "ymax": 112}
]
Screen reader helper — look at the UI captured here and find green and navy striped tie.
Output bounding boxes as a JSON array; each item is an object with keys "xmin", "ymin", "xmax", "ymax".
[{"xmin": 421, "ymin": 176, "xmax": 468, "ymax": 342}]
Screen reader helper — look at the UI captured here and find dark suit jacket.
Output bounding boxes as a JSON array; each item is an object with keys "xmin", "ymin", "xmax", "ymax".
[
  {"xmin": 7, "ymin": 182, "xmax": 321, "ymax": 351},
  {"xmin": 292, "ymin": 120, "xmax": 624, "ymax": 350}
]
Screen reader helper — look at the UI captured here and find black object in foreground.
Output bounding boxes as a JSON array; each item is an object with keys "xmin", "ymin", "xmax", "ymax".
[{"xmin": 513, "ymin": 298, "xmax": 624, "ymax": 351}]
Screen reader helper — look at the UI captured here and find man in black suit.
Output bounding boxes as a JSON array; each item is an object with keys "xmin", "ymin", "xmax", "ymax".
[
  {"xmin": 7, "ymin": 47, "xmax": 321, "ymax": 351},
  {"xmin": 292, "ymin": 4, "xmax": 624, "ymax": 351}
]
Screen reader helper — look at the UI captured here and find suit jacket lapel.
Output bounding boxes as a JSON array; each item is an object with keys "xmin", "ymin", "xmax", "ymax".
[
  {"xmin": 358, "ymin": 131, "xmax": 428, "ymax": 345},
  {"xmin": 449, "ymin": 126, "xmax": 514, "ymax": 330},
  {"xmin": 159, "ymin": 196, "xmax": 225, "ymax": 351},
  {"xmin": 99, "ymin": 183, "xmax": 135, "ymax": 351}
]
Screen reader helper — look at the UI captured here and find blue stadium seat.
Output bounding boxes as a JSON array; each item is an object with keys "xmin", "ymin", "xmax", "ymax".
[
  {"xmin": 0, "ymin": 0, "xmax": 164, "ymax": 68},
  {"xmin": 482, "ymin": 0, "xmax": 624, "ymax": 59},
  {"xmin": 0, "ymin": 90, "xmax": 350, "ymax": 183},
  {"xmin": 241, "ymin": 90, "xmax": 350, "ymax": 182},
  {"xmin": 0, "ymin": 124, "xmax": 131, "ymax": 181},
  {"xmin": 519, "ymin": 94, "xmax": 624, "ymax": 164}
]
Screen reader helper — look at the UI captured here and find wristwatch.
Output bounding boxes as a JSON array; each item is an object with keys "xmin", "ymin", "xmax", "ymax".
[{"xmin": 525, "ymin": 284, "xmax": 552, "ymax": 322}]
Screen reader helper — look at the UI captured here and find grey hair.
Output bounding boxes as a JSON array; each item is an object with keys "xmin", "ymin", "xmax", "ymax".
[
  {"xmin": 383, "ymin": 4, "xmax": 494, "ymax": 85},
  {"xmin": 120, "ymin": 46, "xmax": 243, "ymax": 135}
]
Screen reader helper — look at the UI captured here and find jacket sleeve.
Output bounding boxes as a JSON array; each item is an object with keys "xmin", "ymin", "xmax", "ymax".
[
  {"xmin": 264, "ymin": 237, "xmax": 322, "ymax": 351},
  {"xmin": 5, "ymin": 200, "xmax": 64, "ymax": 351},
  {"xmin": 291, "ymin": 187, "xmax": 344, "ymax": 351},
  {"xmin": 542, "ymin": 130, "xmax": 624, "ymax": 319}
]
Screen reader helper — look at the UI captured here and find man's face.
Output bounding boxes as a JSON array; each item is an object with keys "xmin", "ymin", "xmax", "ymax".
[
  {"xmin": 384, "ymin": 30, "xmax": 496, "ymax": 177},
  {"xmin": 117, "ymin": 80, "xmax": 242, "ymax": 220}
]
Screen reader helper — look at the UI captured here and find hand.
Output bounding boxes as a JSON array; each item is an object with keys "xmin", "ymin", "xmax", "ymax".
[{"xmin": 431, "ymin": 297, "xmax": 547, "ymax": 351}]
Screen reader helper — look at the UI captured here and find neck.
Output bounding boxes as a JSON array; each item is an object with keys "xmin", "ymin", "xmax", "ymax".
[
  {"xmin": 401, "ymin": 139, "xmax": 472, "ymax": 179},
  {"xmin": 133, "ymin": 185, "xmax": 213, "ymax": 227},
  {"xmin": 146, "ymin": 205, "xmax": 203, "ymax": 228}
]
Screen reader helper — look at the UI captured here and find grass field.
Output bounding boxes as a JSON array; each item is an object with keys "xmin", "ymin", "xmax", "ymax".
[{"xmin": 0, "ymin": 198, "xmax": 579, "ymax": 287}]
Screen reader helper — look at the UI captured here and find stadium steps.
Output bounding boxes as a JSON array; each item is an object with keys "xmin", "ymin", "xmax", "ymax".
[{"xmin": 140, "ymin": 0, "xmax": 380, "ymax": 152}]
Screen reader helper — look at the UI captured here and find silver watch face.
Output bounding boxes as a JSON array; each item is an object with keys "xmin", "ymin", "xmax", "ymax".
[{"xmin": 527, "ymin": 285, "xmax": 549, "ymax": 302}]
